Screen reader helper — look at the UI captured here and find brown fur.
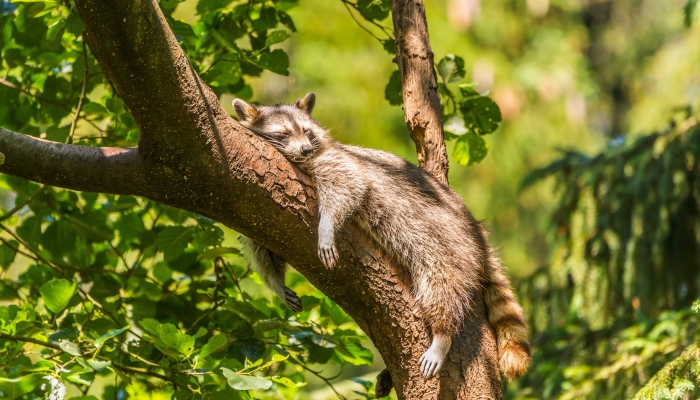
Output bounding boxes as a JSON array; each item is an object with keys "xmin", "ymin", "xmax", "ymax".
[{"xmin": 234, "ymin": 93, "xmax": 530, "ymax": 380}]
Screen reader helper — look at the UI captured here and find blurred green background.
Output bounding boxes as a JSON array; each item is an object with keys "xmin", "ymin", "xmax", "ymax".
[{"xmin": 1, "ymin": 0, "xmax": 700, "ymax": 398}]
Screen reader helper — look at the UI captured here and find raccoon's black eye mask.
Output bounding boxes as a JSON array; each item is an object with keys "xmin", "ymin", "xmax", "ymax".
[{"xmin": 261, "ymin": 132, "xmax": 290, "ymax": 145}]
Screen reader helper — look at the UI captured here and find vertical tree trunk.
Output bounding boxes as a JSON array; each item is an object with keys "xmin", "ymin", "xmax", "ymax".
[
  {"xmin": 386, "ymin": 1, "xmax": 503, "ymax": 398},
  {"xmin": 0, "ymin": 0, "xmax": 504, "ymax": 397},
  {"xmin": 390, "ymin": 0, "xmax": 450, "ymax": 185}
]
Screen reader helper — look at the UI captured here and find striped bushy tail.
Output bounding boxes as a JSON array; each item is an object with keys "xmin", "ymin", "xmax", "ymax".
[{"xmin": 481, "ymin": 230, "xmax": 531, "ymax": 380}]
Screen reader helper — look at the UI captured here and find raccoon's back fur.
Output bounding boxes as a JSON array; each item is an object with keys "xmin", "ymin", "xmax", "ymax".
[{"xmin": 233, "ymin": 93, "xmax": 530, "ymax": 381}]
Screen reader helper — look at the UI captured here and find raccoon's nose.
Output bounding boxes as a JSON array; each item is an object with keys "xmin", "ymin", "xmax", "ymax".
[{"xmin": 301, "ymin": 144, "xmax": 313, "ymax": 156}]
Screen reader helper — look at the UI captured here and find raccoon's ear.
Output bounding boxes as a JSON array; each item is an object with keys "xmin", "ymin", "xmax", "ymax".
[
  {"xmin": 233, "ymin": 99, "xmax": 258, "ymax": 122},
  {"xmin": 295, "ymin": 92, "xmax": 316, "ymax": 115}
]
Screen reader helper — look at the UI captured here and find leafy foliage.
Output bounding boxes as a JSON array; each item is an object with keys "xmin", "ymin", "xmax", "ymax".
[
  {"xmin": 0, "ymin": 0, "xmax": 374, "ymax": 398},
  {"xmin": 438, "ymin": 60, "xmax": 501, "ymax": 166},
  {"xmin": 511, "ymin": 114, "xmax": 700, "ymax": 399},
  {"xmin": 684, "ymin": 0, "xmax": 698, "ymax": 28},
  {"xmin": 339, "ymin": 2, "xmax": 502, "ymax": 166},
  {"xmin": 0, "ymin": 189, "xmax": 373, "ymax": 398}
]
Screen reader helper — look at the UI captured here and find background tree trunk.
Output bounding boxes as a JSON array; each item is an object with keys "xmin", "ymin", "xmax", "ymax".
[
  {"xmin": 390, "ymin": 0, "xmax": 450, "ymax": 185},
  {"xmin": 0, "ymin": 0, "xmax": 502, "ymax": 398}
]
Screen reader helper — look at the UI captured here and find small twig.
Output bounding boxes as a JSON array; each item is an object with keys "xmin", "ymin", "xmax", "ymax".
[
  {"xmin": 68, "ymin": 39, "xmax": 90, "ymax": 144},
  {"xmin": 186, "ymin": 258, "xmax": 226, "ymax": 333},
  {"xmin": 341, "ymin": 0, "xmax": 385, "ymax": 42},
  {"xmin": 64, "ymin": 214, "xmax": 130, "ymax": 269},
  {"xmin": 110, "ymin": 361, "xmax": 176, "ymax": 385},
  {"xmin": 0, "ymin": 332, "xmax": 61, "ymax": 350},
  {"xmin": 0, "ymin": 333, "xmax": 175, "ymax": 385},
  {"xmin": 0, "ymin": 186, "xmax": 45, "ymax": 223},
  {"xmin": 0, "ymin": 223, "xmax": 66, "ymax": 276},
  {"xmin": 340, "ymin": 0, "xmax": 394, "ymax": 41},
  {"xmin": 287, "ymin": 351, "xmax": 346, "ymax": 400},
  {"xmin": 0, "ymin": 236, "xmax": 144, "ymax": 279},
  {"xmin": 0, "ymin": 223, "xmax": 138, "ymax": 340},
  {"xmin": 0, "ymin": 78, "xmax": 105, "ymax": 135}
]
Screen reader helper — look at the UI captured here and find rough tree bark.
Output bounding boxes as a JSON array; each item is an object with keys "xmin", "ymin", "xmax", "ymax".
[
  {"xmin": 0, "ymin": 0, "xmax": 501, "ymax": 398},
  {"xmin": 390, "ymin": 0, "xmax": 450, "ymax": 185}
]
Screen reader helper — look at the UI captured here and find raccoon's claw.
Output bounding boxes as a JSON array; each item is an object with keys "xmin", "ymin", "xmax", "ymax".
[
  {"xmin": 375, "ymin": 368, "xmax": 393, "ymax": 398},
  {"xmin": 283, "ymin": 287, "xmax": 302, "ymax": 312},
  {"xmin": 318, "ymin": 244, "xmax": 338, "ymax": 269},
  {"xmin": 419, "ymin": 348, "xmax": 445, "ymax": 379}
]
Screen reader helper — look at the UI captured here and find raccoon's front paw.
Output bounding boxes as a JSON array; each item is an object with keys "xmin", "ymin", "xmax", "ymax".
[{"xmin": 318, "ymin": 243, "xmax": 338, "ymax": 269}]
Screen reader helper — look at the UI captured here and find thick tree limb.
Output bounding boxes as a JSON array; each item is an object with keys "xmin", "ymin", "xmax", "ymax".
[
  {"xmin": 75, "ymin": 0, "xmax": 230, "ymax": 166},
  {"xmin": 390, "ymin": 0, "xmax": 450, "ymax": 185},
  {"xmin": 0, "ymin": 0, "xmax": 501, "ymax": 398},
  {"xmin": 0, "ymin": 128, "xmax": 146, "ymax": 195}
]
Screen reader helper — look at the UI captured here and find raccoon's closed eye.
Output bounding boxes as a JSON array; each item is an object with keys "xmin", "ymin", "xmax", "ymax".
[
  {"xmin": 267, "ymin": 132, "xmax": 288, "ymax": 139},
  {"xmin": 304, "ymin": 129, "xmax": 315, "ymax": 138}
]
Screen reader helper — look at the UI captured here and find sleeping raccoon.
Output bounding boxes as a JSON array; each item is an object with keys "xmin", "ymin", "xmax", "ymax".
[{"xmin": 233, "ymin": 93, "xmax": 530, "ymax": 383}]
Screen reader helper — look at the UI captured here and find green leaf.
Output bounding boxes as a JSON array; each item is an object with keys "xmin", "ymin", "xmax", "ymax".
[
  {"xmin": 159, "ymin": 332, "xmax": 196, "ymax": 357},
  {"xmin": 264, "ymin": 30, "xmax": 290, "ymax": 47},
  {"xmin": 269, "ymin": 375, "xmax": 306, "ymax": 388},
  {"xmin": 46, "ymin": 18, "xmax": 66, "ymax": 42},
  {"xmin": 459, "ymin": 95, "xmax": 501, "ymax": 135},
  {"xmin": 221, "ymin": 368, "xmax": 272, "ymax": 391},
  {"xmin": 684, "ymin": 0, "xmax": 698, "ymax": 28},
  {"xmin": 351, "ymin": 377, "xmax": 373, "ymax": 392},
  {"xmin": 357, "ymin": 0, "xmax": 390, "ymax": 21},
  {"xmin": 251, "ymin": 6, "xmax": 278, "ymax": 32},
  {"xmin": 437, "ymin": 54, "xmax": 466, "ymax": 84},
  {"xmin": 200, "ymin": 334, "xmax": 228, "ymax": 358},
  {"xmin": 458, "ymin": 82, "xmax": 479, "ymax": 98},
  {"xmin": 255, "ymin": 49, "xmax": 289, "ymax": 76},
  {"xmin": 152, "ymin": 262, "xmax": 172, "ymax": 282},
  {"xmin": 321, "ymin": 297, "xmax": 352, "ymax": 326},
  {"xmin": 58, "ymin": 340, "xmax": 82, "ymax": 356},
  {"xmin": 198, "ymin": 247, "xmax": 241, "ymax": 260},
  {"xmin": 86, "ymin": 360, "xmax": 111, "ymax": 372},
  {"xmin": 140, "ymin": 318, "xmax": 195, "ymax": 357},
  {"xmin": 453, "ymin": 132, "xmax": 489, "ymax": 166},
  {"xmin": 65, "ymin": 371, "xmax": 94, "ymax": 386},
  {"xmin": 40, "ymin": 279, "xmax": 77, "ymax": 314},
  {"xmin": 157, "ymin": 226, "xmax": 196, "ymax": 261},
  {"xmin": 0, "ymin": 240, "xmax": 18, "ymax": 269},
  {"xmin": 43, "ymin": 220, "xmax": 76, "ymax": 258},
  {"xmin": 192, "ymin": 224, "xmax": 224, "ymax": 250},
  {"xmin": 384, "ymin": 69, "xmax": 403, "ymax": 106},
  {"xmin": 336, "ymin": 342, "xmax": 373, "ymax": 365},
  {"xmin": 381, "ymin": 39, "xmax": 396, "ymax": 54},
  {"xmin": 160, "ymin": 0, "xmax": 185, "ymax": 10},
  {"xmin": 94, "ymin": 326, "xmax": 129, "ymax": 349},
  {"xmin": 81, "ymin": 102, "xmax": 109, "ymax": 118}
]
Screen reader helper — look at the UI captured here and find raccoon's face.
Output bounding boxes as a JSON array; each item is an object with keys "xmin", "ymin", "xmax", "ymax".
[{"xmin": 233, "ymin": 93, "xmax": 325, "ymax": 163}]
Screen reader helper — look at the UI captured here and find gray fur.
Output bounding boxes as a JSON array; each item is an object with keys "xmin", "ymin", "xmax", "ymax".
[
  {"xmin": 234, "ymin": 93, "xmax": 530, "ymax": 380},
  {"xmin": 238, "ymin": 235, "xmax": 301, "ymax": 312}
]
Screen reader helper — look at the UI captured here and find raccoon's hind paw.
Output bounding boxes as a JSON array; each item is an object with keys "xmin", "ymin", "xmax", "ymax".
[
  {"xmin": 419, "ymin": 348, "xmax": 445, "ymax": 379},
  {"xmin": 317, "ymin": 244, "xmax": 339, "ymax": 269},
  {"xmin": 283, "ymin": 287, "xmax": 303, "ymax": 312},
  {"xmin": 375, "ymin": 368, "xmax": 393, "ymax": 398},
  {"xmin": 419, "ymin": 334, "xmax": 452, "ymax": 379}
]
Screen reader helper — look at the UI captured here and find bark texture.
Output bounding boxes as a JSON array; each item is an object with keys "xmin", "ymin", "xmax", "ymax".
[
  {"xmin": 390, "ymin": 0, "xmax": 450, "ymax": 185},
  {"xmin": 0, "ymin": 0, "xmax": 502, "ymax": 398}
]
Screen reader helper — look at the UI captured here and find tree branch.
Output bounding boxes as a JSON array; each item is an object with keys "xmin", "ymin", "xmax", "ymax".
[
  {"xmin": 0, "ymin": 1, "xmax": 501, "ymax": 398},
  {"xmin": 74, "ymin": 0, "xmax": 231, "ymax": 166},
  {"xmin": 0, "ymin": 128, "xmax": 146, "ymax": 196},
  {"xmin": 390, "ymin": 0, "xmax": 450, "ymax": 184}
]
